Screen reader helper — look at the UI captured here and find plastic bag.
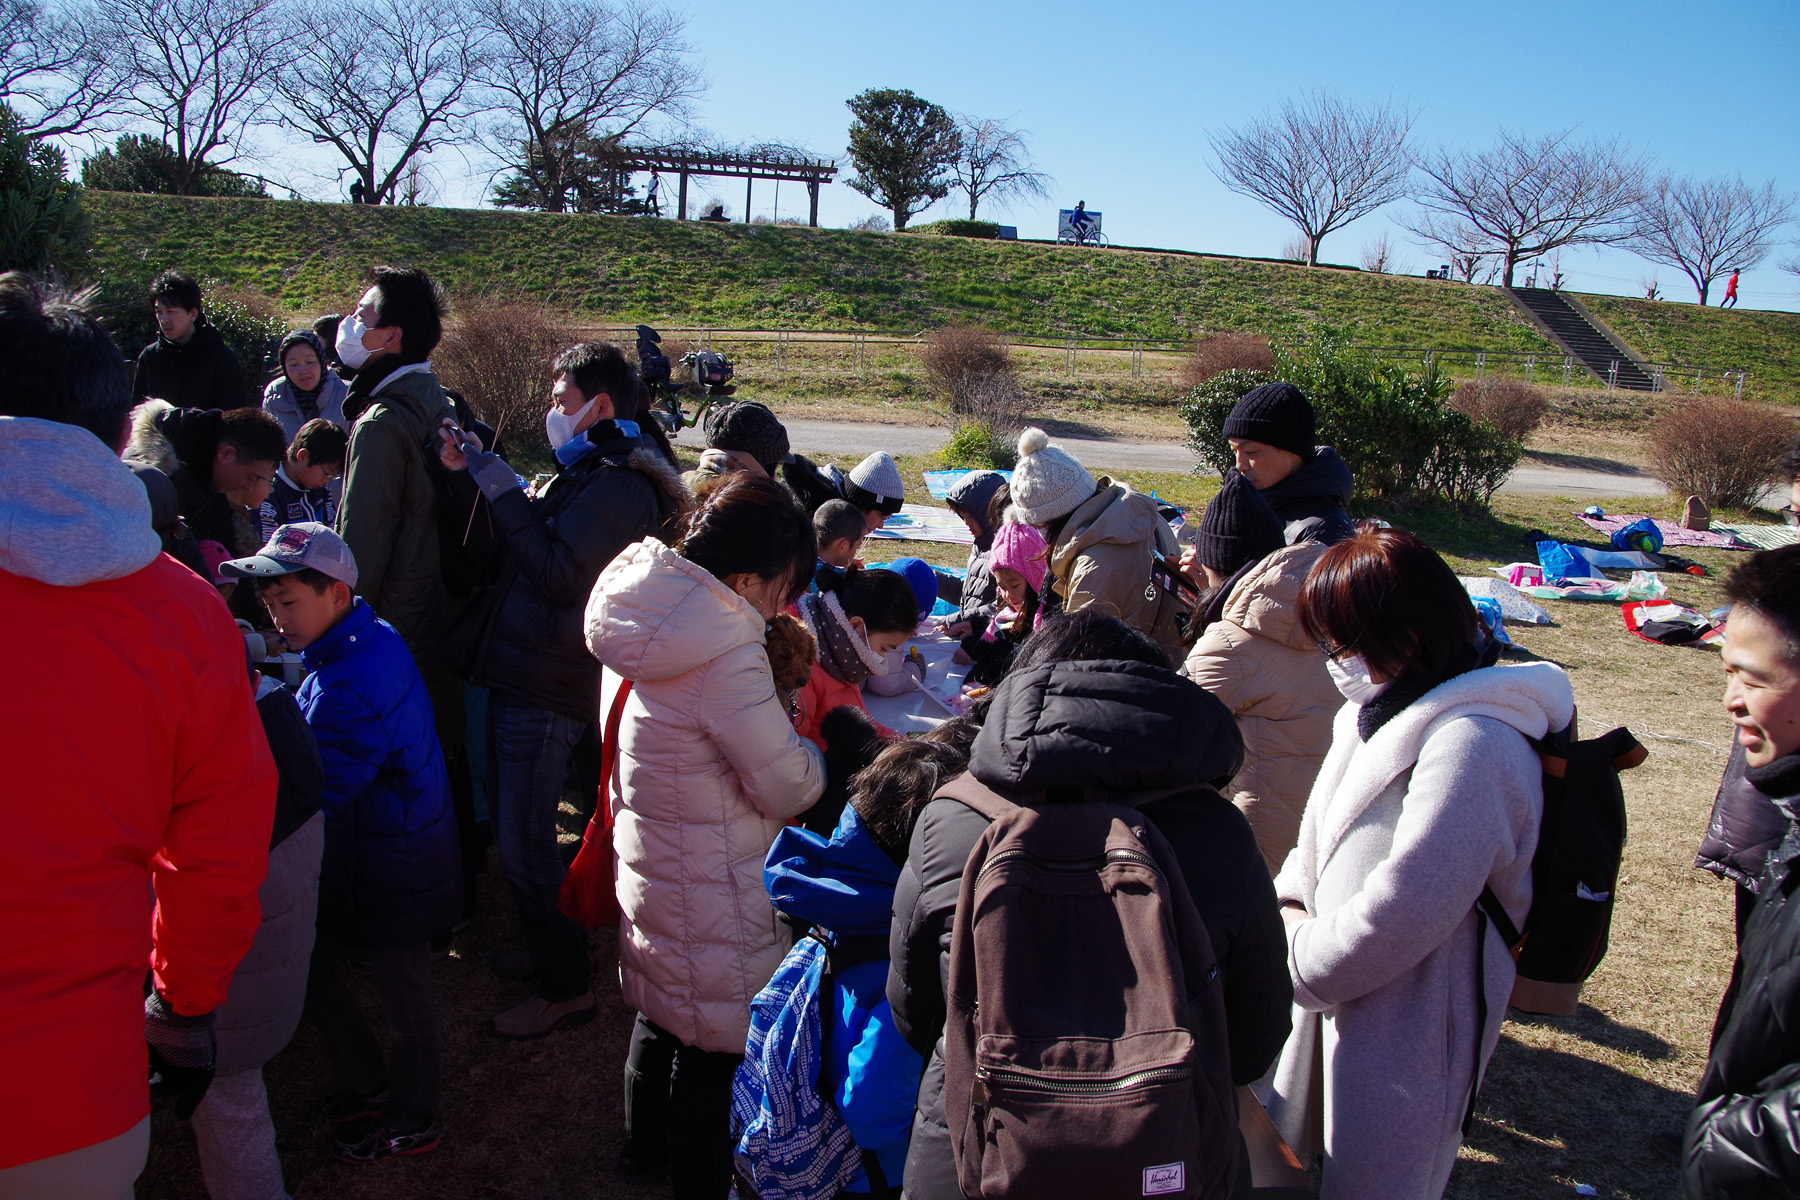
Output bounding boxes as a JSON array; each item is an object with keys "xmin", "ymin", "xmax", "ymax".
[
  {"xmin": 1472, "ymin": 596, "xmax": 1512, "ymax": 644},
  {"xmin": 1610, "ymin": 517, "xmax": 1664, "ymax": 554},
  {"xmin": 1537, "ymin": 540, "xmax": 1600, "ymax": 582}
]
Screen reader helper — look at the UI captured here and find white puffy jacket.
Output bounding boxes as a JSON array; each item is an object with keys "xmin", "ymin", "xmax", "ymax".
[{"xmin": 585, "ymin": 539, "xmax": 826, "ymax": 1052}]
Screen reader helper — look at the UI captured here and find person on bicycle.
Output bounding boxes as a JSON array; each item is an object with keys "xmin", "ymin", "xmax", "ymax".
[{"xmin": 1069, "ymin": 200, "xmax": 1092, "ymax": 239}]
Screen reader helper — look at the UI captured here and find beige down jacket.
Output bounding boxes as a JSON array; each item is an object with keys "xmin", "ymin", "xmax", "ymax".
[
  {"xmin": 1183, "ymin": 542, "xmax": 1339, "ymax": 873},
  {"xmin": 585, "ymin": 539, "xmax": 826, "ymax": 1052},
  {"xmin": 1048, "ymin": 478, "xmax": 1180, "ymax": 655}
]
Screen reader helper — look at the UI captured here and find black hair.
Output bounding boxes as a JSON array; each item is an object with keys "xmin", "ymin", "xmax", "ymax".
[
  {"xmin": 553, "ymin": 341, "xmax": 639, "ymax": 409},
  {"xmin": 813, "ymin": 499, "xmax": 865, "ymax": 549},
  {"xmin": 816, "ymin": 565, "xmax": 918, "ymax": 633},
  {"xmin": 0, "ymin": 273, "xmax": 132, "ymax": 450},
  {"xmin": 369, "ymin": 266, "xmax": 445, "ymax": 358},
  {"xmin": 678, "ymin": 472, "xmax": 816, "ymax": 605},
  {"xmin": 845, "ymin": 480, "xmax": 904, "ymax": 519},
  {"xmin": 1782, "ymin": 441, "xmax": 1800, "ymax": 485},
  {"xmin": 850, "ymin": 738, "xmax": 972, "ymax": 866},
  {"xmin": 1724, "ymin": 544, "xmax": 1800, "ymax": 655},
  {"xmin": 291, "ymin": 418, "xmax": 348, "ymax": 466},
  {"xmin": 1011, "ymin": 608, "xmax": 1167, "ymax": 675},
  {"xmin": 984, "ymin": 481, "xmax": 1011, "ymax": 532},
  {"xmin": 218, "ymin": 407, "xmax": 289, "ymax": 465},
  {"xmin": 311, "ymin": 314, "xmax": 343, "ymax": 367},
  {"xmin": 149, "ymin": 269, "xmax": 203, "ymax": 313},
  {"xmin": 255, "ymin": 567, "xmax": 341, "ymax": 595}
]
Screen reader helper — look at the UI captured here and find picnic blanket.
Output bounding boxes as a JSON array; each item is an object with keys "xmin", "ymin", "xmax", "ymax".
[
  {"xmin": 922, "ymin": 469, "xmax": 1012, "ymax": 501},
  {"xmin": 1492, "ymin": 564, "xmax": 1667, "ymax": 603},
  {"xmin": 1711, "ymin": 522, "xmax": 1797, "ymax": 551},
  {"xmin": 1461, "ymin": 577, "xmax": 1553, "ymax": 625},
  {"xmin": 1576, "ymin": 512, "xmax": 1748, "ymax": 549},
  {"xmin": 867, "ymin": 503, "xmax": 973, "ymax": 545}
]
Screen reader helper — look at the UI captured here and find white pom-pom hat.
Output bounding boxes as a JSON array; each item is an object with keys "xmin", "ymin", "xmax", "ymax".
[{"xmin": 1010, "ymin": 427, "xmax": 1098, "ymax": 526}]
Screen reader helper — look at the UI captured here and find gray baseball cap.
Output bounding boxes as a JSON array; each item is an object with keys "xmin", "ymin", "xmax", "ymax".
[{"xmin": 220, "ymin": 522, "xmax": 359, "ymax": 588}]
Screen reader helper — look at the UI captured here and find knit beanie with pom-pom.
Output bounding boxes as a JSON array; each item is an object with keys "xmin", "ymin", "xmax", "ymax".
[
  {"xmin": 1009, "ymin": 427, "xmax": 1097, "ymax": 525},
  {"xmin": 988, "ymin": 520, "xmax": 1049, "ymax": 596}
]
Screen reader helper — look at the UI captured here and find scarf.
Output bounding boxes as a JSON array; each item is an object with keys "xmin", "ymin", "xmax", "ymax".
[
  {"xmin": 797, "ymin": 590, "xmax": 886, "ymax": 686},
  {"xmin": 1357, "ymin": 637, "xmax": 1501, "ymax": 742}
]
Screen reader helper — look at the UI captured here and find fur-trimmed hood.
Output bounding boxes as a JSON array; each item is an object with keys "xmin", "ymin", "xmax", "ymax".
[{"xmin": 122, "ymin": 398, "xmax": 186, "ymax": 478}]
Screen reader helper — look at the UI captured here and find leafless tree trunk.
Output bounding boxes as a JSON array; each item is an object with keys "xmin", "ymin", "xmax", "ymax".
[
  {"xmin": 1406, "ymin": 128, "xmax": 1646, "ymax": 288},
  {"xmin": 1627, "ymin": 174, "xmax": 1795, "ymax": 305},
  {"xmin": 951, "ymin": 115, "xmax": 1051, "ymax": 221},
  {"xmin": 99, "ymin": 0, "xmax": 291, "ymax": 195},
  {"xmin": 1209, "ymin": 93, "xmax": 1414, "ymax": 267},
  {"xmin": 0, "ymin": 0, "xmax": 129, "ymax": 138},
  {"xmin": 1360, "ymin": 232, "xmax": 1396, "ymax": 273},
  {"xmin": 473, "ymin": 0, "xmax": 697, "ymax": 214},
  {"xmin": 275, "ymin": 0, "xmax": 484, "ymax": 205}
]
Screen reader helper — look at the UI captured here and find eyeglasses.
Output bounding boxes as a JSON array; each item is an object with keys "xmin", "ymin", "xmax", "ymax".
[
  {"xmin": 244, "ymin": 471, "xmax": 276, "ymax": 487},
  {"xmin": 1781, "ymin": 505, "xmax": 1799, "ymax": 528},
  {"xmin": 1315, "ymin": 638, "xmax": 1359, "ymax": 662}
]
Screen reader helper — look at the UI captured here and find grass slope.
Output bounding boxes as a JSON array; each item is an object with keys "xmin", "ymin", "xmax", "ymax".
[{"xmin": 1580, "ymin": 293, "xmax": 1800, "ymax": 398}]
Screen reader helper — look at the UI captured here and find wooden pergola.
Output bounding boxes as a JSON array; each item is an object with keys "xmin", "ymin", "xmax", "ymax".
[{"xmin": 587, "ymin": 147, "xmax": 839, "ymax": 226}]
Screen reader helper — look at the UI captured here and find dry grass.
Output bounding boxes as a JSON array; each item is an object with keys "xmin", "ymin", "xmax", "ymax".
[{"xmin": 1179, "ymin": 333, "xmax": 1275, "ymax": 390}]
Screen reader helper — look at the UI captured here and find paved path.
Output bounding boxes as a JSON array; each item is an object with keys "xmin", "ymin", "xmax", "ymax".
[{"xmin": 780, "ymin": 419, "xmax": 1666, "ymax": 499}]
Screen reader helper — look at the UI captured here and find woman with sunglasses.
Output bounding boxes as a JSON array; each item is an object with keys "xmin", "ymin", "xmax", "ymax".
[{"xmin": 1264, "ymin": 525, "xmax": 1574, "ymax": 1200}]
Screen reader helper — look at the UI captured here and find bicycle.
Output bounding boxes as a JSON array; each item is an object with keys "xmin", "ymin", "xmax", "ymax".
[{"xmin": 1057, "ymin": 224, "xmax": 1109, "ymax": 247}]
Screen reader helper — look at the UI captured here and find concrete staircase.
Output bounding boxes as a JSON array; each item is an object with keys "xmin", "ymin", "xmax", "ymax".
[{"xmin": 1507, "ymin": 287, "xmax": 1655, "ymax": 391}]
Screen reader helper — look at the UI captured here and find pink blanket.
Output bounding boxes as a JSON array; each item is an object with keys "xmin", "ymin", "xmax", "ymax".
[{"xmin": 1575, "ymin": 513, "xmax": 1748, "ymax": 550}]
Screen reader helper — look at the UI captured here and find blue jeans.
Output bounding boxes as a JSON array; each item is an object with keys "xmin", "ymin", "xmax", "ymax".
[{"xmin": 487, "ymin": 695, "xmax": 592, "ymax": 1001}]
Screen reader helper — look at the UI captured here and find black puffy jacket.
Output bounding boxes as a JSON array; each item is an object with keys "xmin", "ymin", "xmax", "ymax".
[
  {"xmin": 1251, "ymin": 445, "xmax": 1356, "ymax": 546},
  {"xmin": 1695, "ymin": 745, "xmax": 1791, "ymax": 892},
  {"xmin": 946, "ymin": 469, "xmax": 1007, "ymax": 629},
  {"xmin": 132, "ymin": 320, "xmax": 251, "ymax": 411},
  {"xmin": 887, "ymin": 659, "xmax": 1292, "ymax": 1200},
  {"xmin": 1684, "ymin": 752, "xmax": 1800, "ymax": 1199}
]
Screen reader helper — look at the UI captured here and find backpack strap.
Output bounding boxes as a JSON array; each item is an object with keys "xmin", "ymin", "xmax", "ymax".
[
  {"xmin": 934, "ymin": 770, "xmax": 1019, "ymax": 822},
  {"xmin": 1476, "ymin": 885, "xmax": 1523, "ymax": 957}
]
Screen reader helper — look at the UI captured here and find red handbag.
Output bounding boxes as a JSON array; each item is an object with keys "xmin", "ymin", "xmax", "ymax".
[{"xmin": 557, "ymin": 679, "xmax": 633, "ymax": 927}]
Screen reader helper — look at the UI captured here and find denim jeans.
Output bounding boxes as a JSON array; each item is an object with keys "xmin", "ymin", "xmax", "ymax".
[
  {"xmin": 304, "ymin": 937, "xmax": 440, "ymax": 1131},
  {"xmin": 624, "ymin": 1014, "xmax": 743, "ymax": 1200},
  {"xmin": 487, "ymin": 695, "xmax": 592, "ymax": 1002}
]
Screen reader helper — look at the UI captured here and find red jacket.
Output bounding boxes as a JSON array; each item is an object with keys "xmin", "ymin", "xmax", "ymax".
[
  {"xmin": 792, "ymin": 662, "xmax": 897, "ymax": 750},
  {"xmin": 1, "ymin": 419, "xmax": 274, "ymax": 1167}
]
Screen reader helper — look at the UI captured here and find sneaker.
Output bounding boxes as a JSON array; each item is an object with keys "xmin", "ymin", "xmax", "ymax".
[
  {"xmin": 334, "ymin": 1117, "xmax": 444, "ymax": 1163},
  {"xmin": 493, "ymin": 948, "xmax": 537, "ymax": 981},
  {"xmin": 490, "ymin": 990, "xmax": 598, "ymax": 1040},
  {"xmin": 320, "ymin": 1086, "xmax": 389, "ymax": 1124}
]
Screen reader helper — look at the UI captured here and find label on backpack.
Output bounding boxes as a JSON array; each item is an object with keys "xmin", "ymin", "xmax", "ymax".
[{"xmin": 1143, "ymin": 1162, "xmax": 1186, "ymax": 1195}]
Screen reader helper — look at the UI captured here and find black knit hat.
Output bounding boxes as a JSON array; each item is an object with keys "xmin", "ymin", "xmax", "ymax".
[
  {"xmin": 704, "ymin": 400, "xmax": 790, "ymax": 473},
  {"xmin": 1192, "ymin": 472, "xmax": 1286, "ymax": 575},
  {"xmin": 1221, "ymin": 382, "xmax": 1317, "ymax": 460}
]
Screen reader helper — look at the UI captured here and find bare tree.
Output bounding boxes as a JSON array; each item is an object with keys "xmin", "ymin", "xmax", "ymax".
[
  {"xmin": 1406, "ymin": 128, "xmax": 1646, "ymax": 288},
  {"xmin": 0, "ymin": 0, "xmax": 128, "ymax": 138},
  {"xmin": 951, "ymin": 115, "xmax": 1051, "ymax": 220},
  {"xmin": 1360, "ymin": 232, "xmax": 1396, "ymax": 273},
  {"xmin": 98, "ymin": 0, "xmax": 292, "ymax": 194},
  {"xmin": 1209, "ymin": 93, "xmax": 1414, "ymax": 267},
  {"xmin": 1627, "ymin": 174, "xmax": 1795, "ymax": 305},
  {"xmin": 474, "ymin": 0, "xmax": 699, "ymax": 214},
  {"xmin": 275, "ymin": 0, "xmax": 484, "ymax": 205}
]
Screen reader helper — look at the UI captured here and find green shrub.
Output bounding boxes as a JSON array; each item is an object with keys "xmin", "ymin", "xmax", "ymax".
[
  {"xmin": 0, "ymin": 103, "xmax": 87, "ymax": 275},
  {"xmin": 938, "ymin": 419, "xmax": 1017, "ymax": 469},
  {"xmin": 908, "ymin": 219, "xmax": 1001, "ymax": 239},
  {"xmin": 1179, "ymin": 328, "xmax": 1525, "ymax": 508}
]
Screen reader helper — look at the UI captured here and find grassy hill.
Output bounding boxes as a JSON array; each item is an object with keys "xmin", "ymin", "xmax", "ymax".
[{"xmin": 80, "ymin": 192, "xmax": 1800, "ymax": 397}]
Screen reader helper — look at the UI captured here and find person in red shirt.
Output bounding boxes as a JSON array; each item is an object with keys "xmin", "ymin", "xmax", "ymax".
[
  {"xmin": 0, "ymin": 273, "xmax": 275, "ymax": 1196},
  {"xmin": 1722, "ymin": 269, "xmax": 1741, "ymax": 308}
]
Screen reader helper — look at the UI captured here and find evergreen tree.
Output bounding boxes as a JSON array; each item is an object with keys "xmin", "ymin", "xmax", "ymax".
[
  {"xmin": 0, "ymin": 103, "xmax": 87, "ymax": 274},
  {"xmin": 844, "ymin": 88, "xmax": 961, "ymax": 231},
  {"xmin": 80, "ymin": 134, "xmax": 268, "ymax": 198}
]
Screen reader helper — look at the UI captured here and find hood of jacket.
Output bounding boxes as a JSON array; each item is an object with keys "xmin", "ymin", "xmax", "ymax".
[
  {"xmin": 1220, "ymin": 540, "xmax": 1328, "ymax": 651},
  {"xmin": 0, "ymin": 416, "xmax": 162, "ymax": 586},
  {"xmin": 970, "ymin": 658, "xmax": 1245, "ymax": 801},
  {"xmin": 763, "ymin": 805, "xmax": 899, "ymax": 939},
  {"xmin": 124, "ymin": 397, "xmax": 211, "ymax": 478},
  {"xmin": 586, "ymin": 537, "xmax": 768, "ymax": 682},
  {"xmin": 947, "ymin": 469, "xmax": 1007, "ymax": 546},
  {"xmin": 1255, "ymin": 446, "xmax": 1353, "ymax": 512},
  {"xmin": 1050, "ymin": 478, "xmax": 1162, "ymax": 574}
]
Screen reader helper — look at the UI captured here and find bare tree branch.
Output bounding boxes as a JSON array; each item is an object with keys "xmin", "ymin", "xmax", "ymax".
[
  {"xmin": 1209, "ymin": 92, "xmax": 1414, "ymax": 267},
  {"xmin": 1405, "ymin": 127, "xmax": 1646, "ymax": 288},
  {"xmin": 0, "ymin": 0, "xmax": 130, "ymax": 138},
  {"xmin": 473, "ymin": 0, "xmax": 699, "ymax": 213},
  {"xmin": 950, "ymin": 115, "xmax": 1051, "ymax": 221},
  {"xmin": 98, "ymin": 0, "xmax": 293, "ymax": 194},
  {"xmin": 274, "ymin": 0, "xmax": 486, "ymax": 204},
  {"xmin": 1626, "ymin": 174, "xmax": 1795, "ymax": 305}
]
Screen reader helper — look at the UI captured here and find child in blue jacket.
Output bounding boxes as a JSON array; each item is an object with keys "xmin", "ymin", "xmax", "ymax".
[{"xmin": 762, "ymin": 735, "xmax": 969, "ymax": 1196}]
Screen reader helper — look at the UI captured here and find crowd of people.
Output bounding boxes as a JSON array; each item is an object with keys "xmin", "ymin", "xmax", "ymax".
[{"xmin": 1, "ymin": 263, "xmax": 1797, "ymax": 1200}]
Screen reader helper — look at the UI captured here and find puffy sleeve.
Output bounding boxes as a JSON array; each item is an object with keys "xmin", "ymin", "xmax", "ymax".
[{"xmin": 699, "ymin": 645, "xmax": 825, "ymax": 822}]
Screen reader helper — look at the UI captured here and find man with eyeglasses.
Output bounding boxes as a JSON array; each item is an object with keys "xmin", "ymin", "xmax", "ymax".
[{"xmin": 131, "ymin": 270, "xmax": 252, "ymax": 411}]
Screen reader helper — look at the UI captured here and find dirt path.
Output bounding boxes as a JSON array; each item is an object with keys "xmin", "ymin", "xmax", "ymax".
[{"xmin": 779, "ymin": 419, "xmax": 1667, "ymax": 498}]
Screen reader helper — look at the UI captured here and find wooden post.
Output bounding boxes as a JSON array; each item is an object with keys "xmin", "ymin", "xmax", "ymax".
[
  {"xmin": 745, "ymin": 175, "xmax": 752, "ymax": 222},
  {"xmin": 678, "ymin": 170, "xmax": 688, "ymax": 220},
  {"xmin": 808, "ymin": 179, "xmax": 820, "ymax": 227}
]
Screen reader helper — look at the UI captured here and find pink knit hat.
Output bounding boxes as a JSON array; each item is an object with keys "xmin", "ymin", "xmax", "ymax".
[{"xmin": 988, "ymin": 522, "xmax": 1048, "ymax": 595}]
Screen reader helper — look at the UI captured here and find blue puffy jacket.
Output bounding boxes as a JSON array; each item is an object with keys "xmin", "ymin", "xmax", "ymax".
[
  {"xmin": 298, "ymin": 599, "xmax": 461, "ymax": 946},
  {"xmin": 765, "ymin": 807, "xmax": 923, "ymax": 1194}
]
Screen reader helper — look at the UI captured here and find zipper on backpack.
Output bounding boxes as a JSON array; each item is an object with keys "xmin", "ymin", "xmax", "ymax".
[
  {"xmin": 975, "ymin": 1064, "xmax": 1191, "ymax": 1096},
  {"xmin": 977, "ymin": 847, "xmax": 1162, "ymax": 884}
]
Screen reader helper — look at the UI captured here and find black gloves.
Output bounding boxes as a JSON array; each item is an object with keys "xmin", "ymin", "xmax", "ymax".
[
  {"xmin": 145, "ymin": 991, "xmax": 216, "ymax": 1119},
  {"xmin": 805, "ymin": 705, "xmax": 888, "ymax": 837}
]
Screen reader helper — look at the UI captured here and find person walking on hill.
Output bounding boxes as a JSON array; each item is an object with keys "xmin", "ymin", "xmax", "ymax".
[
  {"xmin": 131, "ymin": 270, "xmax": 252, "ymax": 411},
  {"xmin": 1181, "ymin": 473, "xmax": 1340, "ymax": 873},
  {"xmin": 1268, "ymin": 527, "xmax": 1574, "ymax": 1200},
  {"xmin": 1222, "ymin": 382, "xmax": 1355, "ymax": 546}
]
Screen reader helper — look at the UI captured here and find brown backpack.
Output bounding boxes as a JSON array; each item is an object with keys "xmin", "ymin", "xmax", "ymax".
[{"xmin": 940, "ymin": 773, "xmax": 1239, "ymax": 1200}]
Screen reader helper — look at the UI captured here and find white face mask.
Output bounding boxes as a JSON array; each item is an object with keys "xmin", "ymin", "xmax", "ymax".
[
  {"xmin": 545, "ymin": 391, "xmax": 600, "ymax": 449},
  {"xmin": 1326, "ymin": 653, "xmax": 1386, "ymax": 705},
  {"xmin": 336, "ymin": 312, "xmax": 376, "ymax": 369}
]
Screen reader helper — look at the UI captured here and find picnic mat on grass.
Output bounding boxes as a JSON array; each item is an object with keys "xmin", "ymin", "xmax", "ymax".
[
  {"xmin": 922, "ymin": 469, "xmax": 1012, "ymax": 501},
  {"xmin": 1711, "ymin": 522, "xmax": 1797, "ymax": 551},
  {"xmin": 1575, "ymin": 512, "xmax": 1748, "ymax": 549},
  {"xmin": 867, "ymin": 503, "xmax": 973, "ymax": 545}
]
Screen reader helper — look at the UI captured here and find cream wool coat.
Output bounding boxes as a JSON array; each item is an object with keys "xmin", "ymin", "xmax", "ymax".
[
  {"xmin": 1182, "ymin": 542, "xmax": 1338, "ymax": 873},
  {"xmin": 1265, "ymin": 663, "xmax": 1574, "ymax": 1200},
  {"xmin": 585, "ymin": 539, "xmax": 826, "ymax": 1052}
]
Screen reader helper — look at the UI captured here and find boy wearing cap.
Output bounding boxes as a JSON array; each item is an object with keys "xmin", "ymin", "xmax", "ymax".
[
  {"xmin": 222, "ymin": 522, "xmax": 461, "ymax": 1164},
  {"xmin": 1220, "ymin": 381, "xmax": 1356, "ymax": 546},
  {"xmin": 783, "ymin": 450, "xmax": 906, "ymax": 531}
]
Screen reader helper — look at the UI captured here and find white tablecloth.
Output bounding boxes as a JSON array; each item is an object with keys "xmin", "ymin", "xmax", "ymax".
[{"xmin": 862, "ymin": 626, "xmax": 974, "ymax": 734}]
